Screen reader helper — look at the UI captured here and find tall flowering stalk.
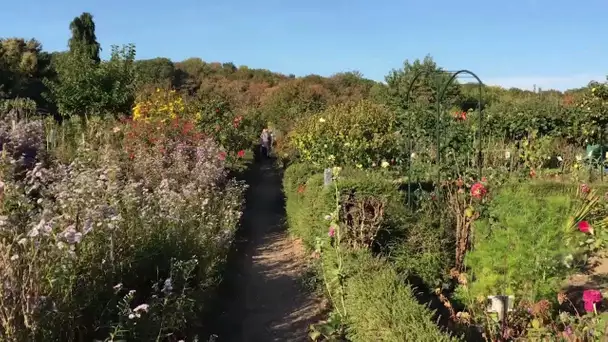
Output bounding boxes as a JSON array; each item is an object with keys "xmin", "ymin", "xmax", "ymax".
[{"xmin": 315, "ymin": 167, "xmax": 347, "ymax": 321}]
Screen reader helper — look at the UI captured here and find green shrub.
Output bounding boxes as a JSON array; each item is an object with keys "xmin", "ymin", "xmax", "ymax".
[
  {"xmin": 284, "ymin": 165, "xmax": 407, "ymax": 249},
  {"xmin": 391, "ymin": 203, "xmax": 454, "ymax": 290},
  {"xmin": 456, "ymin": 183, "xmax": 579, "ymax": 305},
  {"xmin": 343, "ymin": 251, "xmax": 458, "ymax": 342},
  {"xmin": 284, "ymin": 164, "xmax": 456, "ymax": 341},
  {"xmin": 288, "ymin": 100, "xmax": 404, "ymax": 168}
]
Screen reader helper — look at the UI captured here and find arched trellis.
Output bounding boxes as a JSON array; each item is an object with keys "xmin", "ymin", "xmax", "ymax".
[{"xmin": 403, "ymin": 69, "xmax": 485, "ymax": 207}]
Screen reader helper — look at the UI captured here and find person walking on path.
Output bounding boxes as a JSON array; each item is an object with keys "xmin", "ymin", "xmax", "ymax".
[{"xmin": 260, "ymin": 128, "xmax": 271, "ymax": 158}]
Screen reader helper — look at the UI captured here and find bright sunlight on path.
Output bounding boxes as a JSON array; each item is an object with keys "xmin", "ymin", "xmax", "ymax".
[{"xmin": 214, "ymin": 158, "xmax": 324, "ymax": 342}]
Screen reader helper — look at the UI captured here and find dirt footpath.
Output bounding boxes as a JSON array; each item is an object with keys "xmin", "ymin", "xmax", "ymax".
[{"xmin": 214, "ymin": 159, "xmax": 324, "ymax": 342}]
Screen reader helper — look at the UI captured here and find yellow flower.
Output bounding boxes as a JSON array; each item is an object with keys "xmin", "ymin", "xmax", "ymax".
[
  {"xmin": 319, "ymin": 118, "xmax": 326, "ymax": 123},
  {"xmin": 592, "ymin": 88, "xmax": 596, "ymax": 92},
  {"xmin": 381, "ymin": 161, "xmax": 389, "ymax": 168}
]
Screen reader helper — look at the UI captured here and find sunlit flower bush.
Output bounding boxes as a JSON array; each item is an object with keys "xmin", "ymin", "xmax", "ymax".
[
  {"xmin": 0, "ymin": 113, "xmax": 246, "ymax": 340},
  {"xmin": 288, "ymin": 100, "xmax": 404, "ymax": 168},
  {"xmin": 132, "ymin": 88, "xmax": 187, "ymax": 122}
]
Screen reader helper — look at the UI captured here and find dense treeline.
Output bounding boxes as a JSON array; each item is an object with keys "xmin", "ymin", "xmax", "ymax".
[{"xmin": 2, "ymin": 12, "xmax": 601, "ymax": 137}]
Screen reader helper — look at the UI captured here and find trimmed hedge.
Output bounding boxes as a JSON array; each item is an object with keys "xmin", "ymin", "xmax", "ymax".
[
  {"xmin": 344, "ymin": 251, "xmax": 456, "ymax": 342},
  {"xmin": 283, "ymin": 163, "xmax": 458, "ymax": 341}
]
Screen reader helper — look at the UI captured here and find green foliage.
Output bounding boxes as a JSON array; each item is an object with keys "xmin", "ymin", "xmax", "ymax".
[
  {"xmin": 68, "ymin": 12, "xmax": 101, "ymax": 63},
  {"xmin": 343, "ymin": 251, "xmax": 457, "ymax": 342},
  {"xmin": 283, "ymin": 164, "xmax": 456, "ymax": 340},
  {"xmin": 456, "ymin": 184, "xmax": 578, "ymax": 305},
  {"xmin": 0, "ymin": 38, "xmax": 53, "ymax": 106},
  {"xmin": 384, "ymin": 55, "xmax": 460, "ymax": 108},
  {"xmin": 0, "ymin": 98, "xmax": 37, "ymax": 120},
  {"xmin": 44, "ymin": 45, "xmax": 136, "ymax": 118},
  {"xmin": 289, "ymin": 100, "xmax": 403, "ymax": 168},
  {"xmin": 134, "ymin": 57, "xmax": 175, "ymax": 89},
  {"xmin": 283, "ymin": 164, "xmax": 406, "ymax": 249},
  {"xmin": 391, "ymin": 201, "xmax": 454, "ymax": 289}
]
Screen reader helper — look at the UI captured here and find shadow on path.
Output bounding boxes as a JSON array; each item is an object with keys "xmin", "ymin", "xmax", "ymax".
[{"xmin": 212, "ymin": 158, "xmax": 324, "ymax": 342}]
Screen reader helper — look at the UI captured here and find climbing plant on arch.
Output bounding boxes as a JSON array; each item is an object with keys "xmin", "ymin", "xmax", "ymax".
[{"xmin": 402, "ymin": 69, "xmax": 485, "ymax": 206}]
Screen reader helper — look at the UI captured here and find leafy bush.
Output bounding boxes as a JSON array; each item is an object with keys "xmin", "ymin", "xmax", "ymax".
[
  {"xmin": 456, "ymin": 184, "xmax": 581, "ymax": 305},
  {"xmin": 343, "ymin": 251, "xmax": 457, "ymax": 342},
  {"xmin": 284, "ymin": 163, "xmax": 456, "ymax": 340},
  {"xmin": 283, "ymin": 163, "xmax": 324, "ymax": 244},
  {"xmin": 391, "ymin": 199, "xmax": 454, "ymax": 290},
  {"xmin": 283, "ymin": 164, "xmax": 406, "ymax": 250},
  {"xmin": 44, "ymin": 45, "xmax": 136, "ymax": 119},
  {"xmin": 288, "ymin": 100, "xmax": 404, "ymax": 168}
]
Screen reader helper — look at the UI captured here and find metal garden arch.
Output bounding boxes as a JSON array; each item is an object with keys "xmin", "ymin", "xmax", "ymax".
[{"xmin": 403, "ymin": 69, "xmax": 485, "ymax": 207}]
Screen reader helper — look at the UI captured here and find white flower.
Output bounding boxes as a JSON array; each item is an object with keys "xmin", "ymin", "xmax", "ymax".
[
  {"xmin": 319, "ymin": 118, "xmax": 326, "ymax": 123},
  {"xmin": 576, "ymin": 154, "xmax": 583, "ymax": 161},
  {"xmin": 36, "ymin": 219, "xmax": 52, "ymax": 235},
  {"xmin": 381, "ymin": 161, "xmax": 390, "ymax": 168},
  {"xmin": 10, "ymin": 254, "xmax": 18, "ymax": 261},
  {"xmin": 162, "ymin": 278, "xmax": 173, "ymax": 293},
  {"xmin": 324, "ymin": 215, "xmax": 332, "ymax": 221},
  {"xmin": 113, "ymin": 283, "xmax": 123, "ymax": 291},
  {"xmin": 62, "ymin": 226, "xmax": 82, "ymax": 244},
  {"xmin": 27, "ymin": 227, "xmax": 39, "ymax": 238},
  {"xmin": 83, "ymin": 219, "xmax": 93, "ymax": 235},
  {"xmin": 410, "ymin": 153, "xmax": 416, "ymax": 159},
  {"xmin": 504, "ymin": 151, "xmax": 511, "ymax": 159},
  {"xmin": 557, "ymin": 156, "xmax": 563, "ymax": 162},
  {"xmin": 128, "ymin": 313, "xmax": 136, "ymax": 319},
  {"xmin": 133, "ymin": 304, "xmax": 149, "ymax": 313},
  {"xmin": 17, "ymin": 238, "xmax": 27, "ymax": 245}
]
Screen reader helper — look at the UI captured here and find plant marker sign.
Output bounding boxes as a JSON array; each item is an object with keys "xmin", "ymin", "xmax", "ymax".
[
  {"xmin": 486, "ymin": 295, "xmax": 514, "ymax": 321},
  {"xmin": 324, "ymin": 168, "xmax": 333, "ymax": 187}
]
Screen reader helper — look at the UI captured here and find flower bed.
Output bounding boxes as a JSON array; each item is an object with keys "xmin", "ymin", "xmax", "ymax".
[{"xmin": 0, "ymin": 110, "xmax": 247, "ymax": 340}]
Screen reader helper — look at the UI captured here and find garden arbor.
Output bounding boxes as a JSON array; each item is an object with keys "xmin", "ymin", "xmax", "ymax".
[{"xmin": 403, "ymin": 69, "xmax": 485, "ymax": 207}]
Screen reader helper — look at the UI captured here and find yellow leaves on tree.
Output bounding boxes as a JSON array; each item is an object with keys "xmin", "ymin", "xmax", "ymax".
[{"xmin": 132, "ymin": 88, "xmax": 188, "ymax": 121}]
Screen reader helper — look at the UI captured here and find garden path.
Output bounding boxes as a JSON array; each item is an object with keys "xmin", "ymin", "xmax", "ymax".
[{"xmin": 213, "ymin": 158, "xmax": 324, "ymax": 342}]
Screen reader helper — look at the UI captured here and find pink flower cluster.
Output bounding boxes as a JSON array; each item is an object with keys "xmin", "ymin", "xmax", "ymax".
[
  {"xmin": 470, "ymin": 182, "xmax": 487, "ymax": 199},
  {"xmin": 583, "ymin": 289, "xmax": 602, "ymax": 312}
]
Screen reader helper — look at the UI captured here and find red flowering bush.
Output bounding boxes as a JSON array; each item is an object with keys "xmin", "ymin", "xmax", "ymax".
[{"xmin": 195, "ymin": 98, "xmax": 257, "ymax": 168}]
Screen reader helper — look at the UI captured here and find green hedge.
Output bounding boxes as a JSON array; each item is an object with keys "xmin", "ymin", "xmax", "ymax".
[
  {"xmin": 283, "ymin": 163, "xmax": 458, "ymax": 341},
  {"xmin": 344, "ymin": 251, "xmax": 457, "ymax": 342}
]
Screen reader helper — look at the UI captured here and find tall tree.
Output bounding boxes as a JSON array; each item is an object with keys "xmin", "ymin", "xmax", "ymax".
[
  {"xmin": 68, "ymin": 12, "xmax": 101, "ymax": 63},
  {"xmin": 0, "ymin": 38, "xmax": 53, "ymax": 106}
]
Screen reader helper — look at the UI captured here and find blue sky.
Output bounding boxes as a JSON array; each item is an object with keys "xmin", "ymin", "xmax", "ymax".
[{"xmin": 1, "ymin": 0, "xmax": 606, "ymax": 90}]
